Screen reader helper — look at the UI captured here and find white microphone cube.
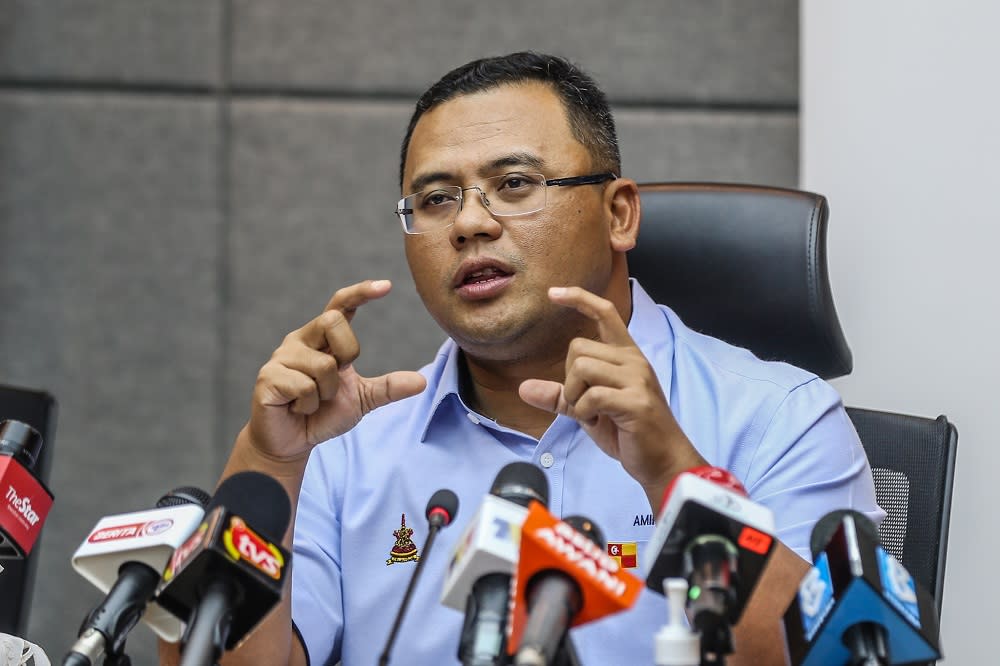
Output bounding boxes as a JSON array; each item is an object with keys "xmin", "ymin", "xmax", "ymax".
[
  {"xmin": 71, "ymin": 504, "xmax": 205, "ymax": 642},
  {"xmin": 441, "ymin": 494, "xmax": 528, "ymax": 611}
]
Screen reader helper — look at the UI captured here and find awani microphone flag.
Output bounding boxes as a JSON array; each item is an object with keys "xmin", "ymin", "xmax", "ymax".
[{"xmin": 506, "ymin": 502, "xmax": 642, "ymax": 654}]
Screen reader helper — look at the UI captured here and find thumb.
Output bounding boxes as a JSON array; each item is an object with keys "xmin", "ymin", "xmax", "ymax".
[
  {"xmin": 519, "ymin": 379, "xmax": 566, "ymax": 414},
  {"xmin": 365, "ymin": 370, "xmax": 427, "ymax": 411}
]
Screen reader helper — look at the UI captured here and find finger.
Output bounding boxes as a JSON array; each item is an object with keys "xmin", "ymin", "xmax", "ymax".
[
  {"xmin": 519, "ymin": 379, "xmax": 568, "ymax": 416},
  {"xmin": 294, "ymin": 308, "xmax": 362, "ymax": 364},
  {"xmin": 571, "ymin": 385, "xmax": 624, "ymax": 425},
  {"xmin": 572, "ymin": 384, "xmax": 664, "ymax": 429},
  {"xmin": 361, "ymin": 371, "xmax": 427, "ymax": 412},
  {"xmin": 323, "ymin": 279, "xmax": 393, "ymax": 319},
  {"xmin": 563, "ymin": 355, "xmax": 627, "ymax": 405},
  {"xmin": 270, "ymin": 344, "xmax": 342, "ymax": 401},
  {"xmin": 255, "ymin": 361, "xmax": 321, "ymax": 415},
  {"xmin": 548, "ymin": 286, "xmax": 633, "ymax": 346}
]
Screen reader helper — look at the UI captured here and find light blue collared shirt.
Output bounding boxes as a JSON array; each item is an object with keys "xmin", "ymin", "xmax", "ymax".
[{"xmin": 292, "ymin": 279, "xmax": 884, "ymax": 665}]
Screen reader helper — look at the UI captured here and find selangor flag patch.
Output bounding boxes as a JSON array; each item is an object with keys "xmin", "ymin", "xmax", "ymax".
[{"xmin": 607, "ymin": 542, "xmax": 638, "ymax": 569}]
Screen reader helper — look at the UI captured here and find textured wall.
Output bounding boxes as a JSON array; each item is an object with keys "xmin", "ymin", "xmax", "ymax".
[{"xmin": 0, "ymin": 0, "xmax": 798, "ymax": 660}]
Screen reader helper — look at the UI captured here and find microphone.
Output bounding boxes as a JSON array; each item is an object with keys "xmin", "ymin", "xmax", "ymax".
[
  {"xmin": 378, "ymin": 488, "xmax": 459, "ymax": 666},
  {"xmin": 643, "ymin": 466, "xmax": 776, "ymax": 662},
  {"xmin": 0, "ymin": 419, "xmax": 54, "ymax": 560},
  {"xmin": 508, "ymin": 506, "xmax": 642, "ymax": 666},
  {"xmin": 156, "ymin": 471, "xmax": 292, "ymax": 666},
  {"xmin": 442, "ymin": 461, "xmax": 549, "ymax": 666},
  {"xmin": 783, "ymin": 510, "xmax": 941, "ymax": 665},
  {"xmin": 64, "ymin": 486, "xmax": 212, "ymax": 666}
]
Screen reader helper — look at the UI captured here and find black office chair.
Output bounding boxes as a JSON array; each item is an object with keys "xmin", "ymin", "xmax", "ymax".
[
  {"xmin": 0, "ymin": 383, "xmax": 57, "ymax": 635},
  {"xmin": 629, "ymin": 183, "xmax": 957, "ymax": 617}
]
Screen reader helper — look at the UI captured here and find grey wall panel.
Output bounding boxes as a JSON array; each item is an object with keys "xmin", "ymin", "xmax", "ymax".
[
  {"xmin": 226, "ymin": 99, "xmax": 443, "ymax": 441},
  {"xmin": 0, "ymin": 0, "xmax": 222, "ymax": 85},
  {"xmin": 231, "ymin": 0, "xmax": 797, "ymax": 104},
  {"xmin": 0, "ymin": 92, "xmax": 221, "ymax": 659},
  {"xmin": 617, "ymin": 109, "xmax": 799, "ymax": 186}
]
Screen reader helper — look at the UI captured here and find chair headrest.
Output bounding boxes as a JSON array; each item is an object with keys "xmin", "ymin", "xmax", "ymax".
[{"xmin": 629, "ymin": 183, "xmax": 852, "ymax": 379}]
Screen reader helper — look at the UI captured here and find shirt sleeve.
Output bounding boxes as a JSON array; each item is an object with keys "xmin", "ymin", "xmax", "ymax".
[
  {"xmin": 291, "ymin": 441, "xmax": 346, "ymax": 665},
  {"xmin": 742, "ymin": 377, "xmax": 886, "ymax": 562}
]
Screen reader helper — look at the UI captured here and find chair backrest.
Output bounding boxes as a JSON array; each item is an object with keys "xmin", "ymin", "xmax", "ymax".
[
  {"xmin": 630, "ymin": 182, "xmax": 852, "ymax": 380},
  {"xmin": 630, "ymin": 182, "xmax": 957, "ymax": 618},
  {"xmin": 0, "ymin": 384, "xmax": 57, "ymax": 635},
  {"xmin": 847, "ymin": 407, "xmax": 957, "ymax": 616}
]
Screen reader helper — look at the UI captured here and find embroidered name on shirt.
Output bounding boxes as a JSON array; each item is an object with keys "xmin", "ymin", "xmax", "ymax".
[
  {"xmin": 386, "ymin": 513, "xmax": 421, "ymax": 565},
  {"xmin": 633, "ymin": 513, "xmax": 654, "ymax": 527}
]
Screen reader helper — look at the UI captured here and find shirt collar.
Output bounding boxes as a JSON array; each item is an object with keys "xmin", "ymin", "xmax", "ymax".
[{"xmin": 416, "ymin": 278, "xmax": 675, "ymax": 442}]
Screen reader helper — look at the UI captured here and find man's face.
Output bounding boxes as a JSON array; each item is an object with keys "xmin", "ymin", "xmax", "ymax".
[{"xmin": 401, "ymin": 82, "xmax": 618, "ymax": 361}]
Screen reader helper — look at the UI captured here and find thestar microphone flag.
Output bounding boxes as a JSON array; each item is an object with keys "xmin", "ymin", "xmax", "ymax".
[
  {"xmin": 643, "ymin": 466, "xmax": 776, "ymax": 661},
  {"xmin": 65, "ymin": 486, "xmax": 211, "ymax": 665},
  {"xmin": 157, "ymin": 471, "xmax": 292, "ymax": 666},
  {"xmin": 783, "ymin": 510, "xmax": 941, "ymax": 665},
  {"xmin": 0, "ymin": 419, "xmax": 54, "ymax": 560},
  {"xmin": 507, "ymin": 503, "xmax": 643, "ymax": 665}
]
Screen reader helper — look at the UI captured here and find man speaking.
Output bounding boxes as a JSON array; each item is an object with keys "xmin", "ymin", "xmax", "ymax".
[{"xmin": 161, "ymin": 52, "xmax": 883, "ymax": 665}]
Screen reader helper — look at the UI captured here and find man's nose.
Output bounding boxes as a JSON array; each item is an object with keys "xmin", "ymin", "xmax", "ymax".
[{"xmin": 450, "ymin": 186, "xmax": 502, "ymax": 247}]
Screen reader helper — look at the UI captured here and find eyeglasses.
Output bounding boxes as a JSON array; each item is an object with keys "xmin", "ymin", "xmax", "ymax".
[{"xmin": 395, "ymin": 172, "xmax": 617, "ymax": 235}]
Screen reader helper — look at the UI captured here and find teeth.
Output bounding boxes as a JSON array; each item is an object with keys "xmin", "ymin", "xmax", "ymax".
[{"xmin": 465, "ymin": 267, "xmax": 502, "ymax": 283}]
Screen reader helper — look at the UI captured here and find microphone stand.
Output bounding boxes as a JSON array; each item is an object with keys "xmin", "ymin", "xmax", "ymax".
[{"xmin": 379, "ymin": 510, "xmax": 451, "ymax": 666}]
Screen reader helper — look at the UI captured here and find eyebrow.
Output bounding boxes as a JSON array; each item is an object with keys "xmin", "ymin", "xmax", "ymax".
[{"xmin": 407, "ymin": 152, "xmax": 548, "ymax": 194}]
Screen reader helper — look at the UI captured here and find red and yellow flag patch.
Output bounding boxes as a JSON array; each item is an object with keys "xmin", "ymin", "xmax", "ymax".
[{"xmin": 607, "ymin": 542, "xmax": 638, "ymax": 569}]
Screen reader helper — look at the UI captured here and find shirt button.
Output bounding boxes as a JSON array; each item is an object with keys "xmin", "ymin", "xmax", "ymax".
[
  {"xmin": 466, "ymin": 412, "xmax": 481, "ymax": 425},
  {"xmin": 540, "ymin": 452, "xmax": 555, "ymax": 468}
]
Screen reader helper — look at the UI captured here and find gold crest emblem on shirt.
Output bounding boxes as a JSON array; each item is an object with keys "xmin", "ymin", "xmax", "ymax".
[{"xmin": 386, "ymin": 513, "xmax": 420, "ymax": 565}]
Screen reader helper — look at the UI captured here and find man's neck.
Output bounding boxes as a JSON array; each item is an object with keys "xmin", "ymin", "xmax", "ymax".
[{"xmin": 459, "ymin": 351, "xmax": 562, "ymax": 439}]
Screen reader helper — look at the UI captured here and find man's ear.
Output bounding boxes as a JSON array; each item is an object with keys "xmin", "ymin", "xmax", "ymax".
[{"xmin": 605, "ymin": 178, "xmax": 641, "ymax": 252}]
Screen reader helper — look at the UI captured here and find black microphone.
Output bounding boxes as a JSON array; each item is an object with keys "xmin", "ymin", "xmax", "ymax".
[
  {"xmin": 156, "ymin": 471, "xmax": 292, "ymax": 666},
  {"xmin": 63, "ymin": 486, "xmax": 212, "ymax": 666},
  {"xmin": 448, "ymin": 462, "xmax": 550, "ymax": 666},
  {"xmin": 783, "ymin": 509, "xmax": 942, "ymax": 665},
  {"xmin": 378, "ymin": 488, "xmax": 460, "ymax": 666},
  {"xmin": 0, "ymin": 419, "xmax": 53, "ymax": 560}
]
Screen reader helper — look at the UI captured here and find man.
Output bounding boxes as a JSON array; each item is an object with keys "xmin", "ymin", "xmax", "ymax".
[{"xmin": 162, "ymin": 52, "xmax": 882, "ymax": 665}]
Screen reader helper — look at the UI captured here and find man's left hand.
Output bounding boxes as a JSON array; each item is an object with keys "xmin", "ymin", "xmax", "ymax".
[{"xmin": 519, "ymin": 286, "xmax": 706, "ymax": 507}]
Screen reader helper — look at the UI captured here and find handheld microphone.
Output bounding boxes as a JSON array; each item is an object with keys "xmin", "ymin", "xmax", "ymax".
[
  {"xmin": 643, "ymin": 466, "xmax": 776, "ymax": 661},
  {"xmin": 442, "ymin": 461, "xmax": 549, "ymax": 666},
  {"xmin": 156, "ymin": 471, "xmax": 292, "ymax": 666},
  {"xmin": 783, "ymin": 510, "xmax": 941, "ymax": 665},
  {"xmin": 0, "ymin": 420, "xmax": 54, "ymax": 560},
  {"xmin": 508, "ymin": 505, "xmax": 642, "ymax": 666},
  {"xmin": 379, "ymin": 488, "xmax": 459, "ymax": 666},
  {"xmin": 64, "ymin": 486, "xmax": 211, "ymax": 666}
]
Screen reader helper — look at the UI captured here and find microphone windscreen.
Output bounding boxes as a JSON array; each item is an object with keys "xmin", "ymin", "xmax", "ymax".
[
  {"xmin": 210, "ymin": 471, "xmax": 292, "ymax": 544},
  {"xmin": 809, "ymin": 509, "xmax": 880, "ymax": 560},
  {"xmin": 426, "ymin": 488, "xmax": 459, "ymax": 526},
  {"xmin": 0, "ymin": 419, "xmax": 43, "ymax": 469},
  {"xmin": 157, "ymin": 486, "xmax": 212, "ymax": 509},
  {"xmin": 563, "ymin": 515, "xmax": 604, "ymax": 548},
  {"xmin": 490, "ymin": 462, "xmax": 549, "ymax": 508}
]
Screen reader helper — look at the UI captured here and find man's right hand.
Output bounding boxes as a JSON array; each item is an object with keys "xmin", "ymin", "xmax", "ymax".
[{"xmin": 247, "ymin": 279, "xmax": 427, "ymax": 462}]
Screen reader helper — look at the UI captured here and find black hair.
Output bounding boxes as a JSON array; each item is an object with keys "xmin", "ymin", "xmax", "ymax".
[{"xmin": 399, "ymin": 51, "xmax": 620, "ymax": 190}]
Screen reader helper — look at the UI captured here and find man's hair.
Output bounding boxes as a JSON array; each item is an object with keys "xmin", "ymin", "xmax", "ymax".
[{"xmin": 399, "ymin": 51, "xmax": 620, "ymax": 190}]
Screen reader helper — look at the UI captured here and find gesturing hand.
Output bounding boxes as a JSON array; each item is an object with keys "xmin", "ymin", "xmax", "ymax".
[
  {"xmin": 248, "ymin": 279, "xmax": 427, "ymax": 462},
  {"xmin": 518, "ymin": 286, "xmax": 703, "ymax": 498}
]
